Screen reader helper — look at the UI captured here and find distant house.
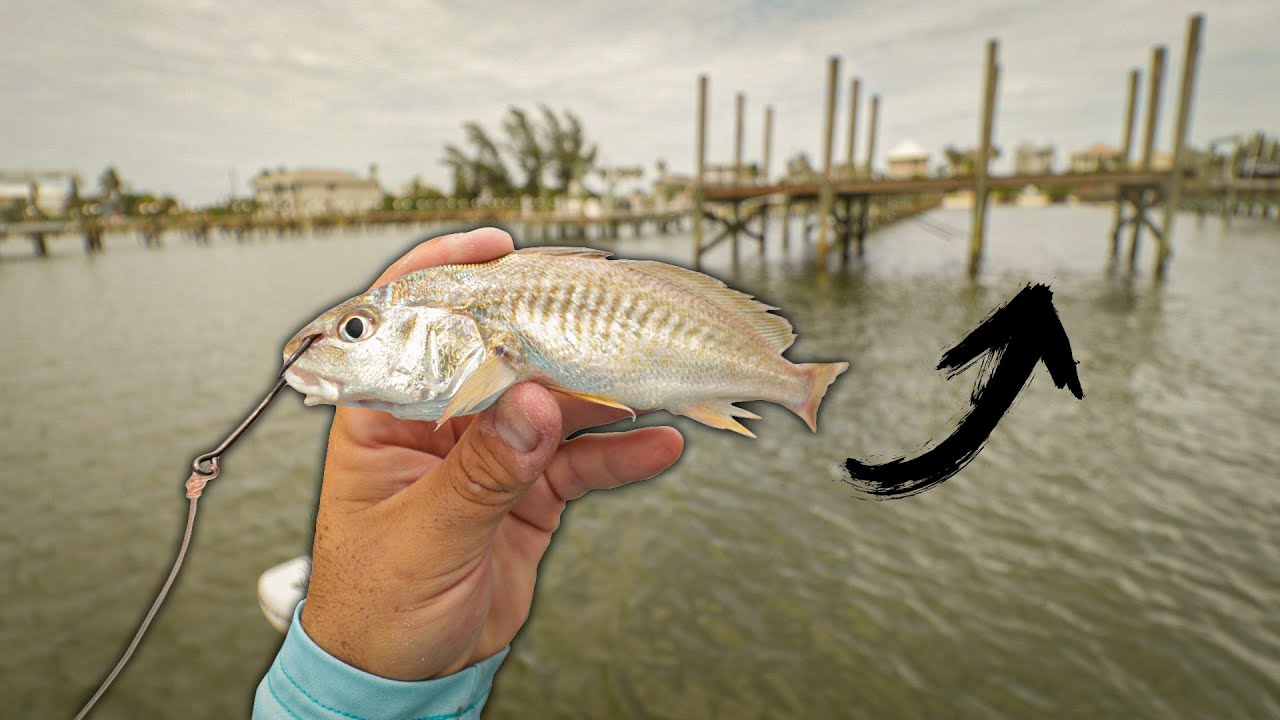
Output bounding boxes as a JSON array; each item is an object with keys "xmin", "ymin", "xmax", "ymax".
[
  {"xmin": 1015, "ymin": 143, "xmax": 1055, "ymax": 175},
  {"xmin": 1069, "ymin": 144, "xmax": 1124, "ymax": 173},
  {"xmin": 700, "ymin": 163, "xmax": 759, "ymax": 186},
  {"xmin": 943, "ymin": 146, "xmax": 1001, "ymax": 177},
  {"xmin": 252, "ymin": 167, "xmax": 382, "ymax": 217},
  {"xmin": 886, "ymin": 140, "xmax": 929, "ymax": 179}
]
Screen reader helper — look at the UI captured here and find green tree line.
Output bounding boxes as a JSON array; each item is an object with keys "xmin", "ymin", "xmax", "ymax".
[{"xmin": 443, "ymin": 106, "xmax": 598, "ymax": 200}]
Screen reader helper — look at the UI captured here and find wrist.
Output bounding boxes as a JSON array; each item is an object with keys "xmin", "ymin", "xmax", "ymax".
[
  {"xmin": 259, "ymin": 602, "xmax": 509, "ymax": 720},
  {"xmin": 299, "ymin": 591, "xmax": 475, "ymax": 681}
]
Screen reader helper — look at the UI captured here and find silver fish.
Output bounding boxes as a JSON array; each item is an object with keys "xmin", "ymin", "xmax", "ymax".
[{"xmin": 283, "ymin": 247, "xmax": 847, "ymax": 437}]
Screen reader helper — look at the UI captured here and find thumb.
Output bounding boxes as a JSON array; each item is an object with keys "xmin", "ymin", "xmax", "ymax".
[{"xmin": 421, "ymin": 383, "xmax": 563, "ymax": 530}]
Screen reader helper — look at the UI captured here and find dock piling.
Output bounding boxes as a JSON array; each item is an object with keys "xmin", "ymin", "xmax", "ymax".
[
  {"xmin": 863, "ymin": 95, "xmax": 879, "ymax": 178},
  {"xmin": 693, "ymin": 74, "xmax": 708, "ymax": 265},
  {"xmin": 969, "ymin": 40, "xmax": 999, "ymax": 277},
  {"xmin": 1111, "ymin": 68, "xmax": 1141, "ymax": 258},
  {"xmin": 762, "ymin": 105, "xmax": 774, "ymax": 186},
  {"xmin": 1130, "ymin": 45, "xmax": 1166, "ymax": 268},
  {"xmin": 845, "ymin": 78, "xmax": 861, "ymax": 178},
  {"xmin": 816, "ymin": 56, "xmax": 840, "ymax": 261},
  {"xmin": 733, "ymin": 92, "xmax": 745, "ymax": 259},
  {"xmin": 1159, "ymin": 13, "xmax": 1204, "ymax": 275}
]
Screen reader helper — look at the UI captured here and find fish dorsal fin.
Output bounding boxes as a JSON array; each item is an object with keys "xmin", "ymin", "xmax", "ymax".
[
  {"xmin": 515, "ymin": 246, "xmax": 613, "ymax": 259},
  {"xmin": 620, "ymin": 260, "xmax": 796, "ymax": 351}
]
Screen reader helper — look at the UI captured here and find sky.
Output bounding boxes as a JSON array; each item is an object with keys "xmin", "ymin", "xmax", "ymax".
[{"xmin": 3, "ymin": 0, "xmax": 1277, "ymax": 206}]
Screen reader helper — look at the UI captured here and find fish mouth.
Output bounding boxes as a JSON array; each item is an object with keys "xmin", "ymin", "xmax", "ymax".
[{"xmin": 283, "ymin": 366, "xmax": 342, "ymax": 406}]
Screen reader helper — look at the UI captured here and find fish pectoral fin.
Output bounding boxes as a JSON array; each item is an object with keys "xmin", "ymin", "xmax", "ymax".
[
  {"xmin": 673, "ymin": 401, "xmax": 758, "ymax": 438},
  {"xmin": 548, "ymin": 387, "xmax": 638, "ymax": 420},
  {"xmin": 436, "ymin": 354, "xmax": 519, "ymax": 428}
]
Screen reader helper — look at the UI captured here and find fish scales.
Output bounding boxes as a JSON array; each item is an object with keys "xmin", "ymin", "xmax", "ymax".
[{"xmin": 283, "ymin": 247, "xmax": 848, "ymax": 436}]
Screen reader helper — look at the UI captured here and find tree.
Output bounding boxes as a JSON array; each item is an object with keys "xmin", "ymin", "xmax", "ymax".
[
  {"xmin": 441, "ymin": 106, "xmax": 598, "ymax": 199},
  {"xmin": 442, "ymin": 143, "xmax": 476, "ymax": 199},
  {"xmin": 540, "ymin": 105, "xmax": 597, "ymax": 194},
  {"xmin": 99, "ymin": 166, "xmax": 123, "ymax": 215},
  {"xmin": 503, "ymin": 107, "xmax": 546, "ymax": 196},
  {"xmin": 785, "ymin": 152, "xmax": 816, "ymax": 183},
  {"xmin": 464, "ymin": 122, "xmax": 513, "ymax": 197}
]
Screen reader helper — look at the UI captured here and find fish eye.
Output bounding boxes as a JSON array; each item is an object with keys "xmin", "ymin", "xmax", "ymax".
[{"xmin": 337, "ymin": 310, "xmax": 378, "ymax": 342}]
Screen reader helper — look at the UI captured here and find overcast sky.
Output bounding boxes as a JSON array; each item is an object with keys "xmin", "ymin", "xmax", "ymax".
[{"xmin": 3, "ymin": 0, "xmax": 1276, "ymax": 205}]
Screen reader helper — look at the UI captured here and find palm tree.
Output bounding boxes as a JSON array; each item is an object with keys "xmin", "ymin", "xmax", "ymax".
[
  {"xmin": 99, "ymin": 166, "xmax": 123, "ymax": 215},
  {"xmin": 464, "ymin": 122, "xmax": 513, "ymax": 197},
  {"xmin": 503, "ymin": 107, "xmax": 546, "ymax": 197},
  {"xmin": 442, "ymin": 143, "xmax": 476, "ymax": 199},
  {"xmin": 540, "ymin": 106, "xmax": 597, "ymax": 194}
]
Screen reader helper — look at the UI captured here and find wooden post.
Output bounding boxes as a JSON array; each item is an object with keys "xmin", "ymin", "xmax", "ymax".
[
  {"xmin": 1158, "ymin": 13, "xmax": 1203, "ymax": 275},
  {"xmin": 732, "ymin": 92, "xmax": 745, "ymax": 259},
  {"xmin": 1119, "ymin": 69, "xmax": 1141, "ymax": 169},
  {"xmin": 734, "ymin": 92, "xmax": 745, "ymax": 185},
  {"xmin": 845, "ymin": 78, "xmax": 861, "ymax": 179},
  {"xmin": 969, "ymin": 39, "xmax": 999, "ymax": 277},
  {"xmin": 693, "ymin": 74, "xmax": 708, "ymax": 264},
  {"xmin": 781, "ymin": 201, "xmax": 791, "ymax": 250},
  {"xmin": 863, "ymin": 95, "xmax": 879, "ymax": 178},
  {"xmin": 762, "ymin": 105, "xmax": 774, "ymax": 186},
  {"xmin": 1130, "ymin": 45, "xmax": 1165, "ymax": 268},
  {"xmin": 1111, "ymin": 68, "xmax": 1141, "ymax": 258},
  {"xmin": 816, "ymin": 56, "xmax": 840, "ymax": 261}
]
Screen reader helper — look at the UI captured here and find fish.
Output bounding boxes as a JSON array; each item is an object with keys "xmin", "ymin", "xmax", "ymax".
[{"xmin": 282, "ymin": 247, "xmax": 848, "ymax": 437}]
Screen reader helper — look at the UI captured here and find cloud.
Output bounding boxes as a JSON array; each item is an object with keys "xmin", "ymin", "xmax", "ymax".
[{"xmin": 1, "ymin": 0, "xmax": 1276, "ymax": 204}]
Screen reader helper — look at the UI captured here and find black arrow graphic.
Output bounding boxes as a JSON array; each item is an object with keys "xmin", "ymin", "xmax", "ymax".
[{"xmin": 845, "ymin": 283, "xmax": 1084, "ymax": 498}]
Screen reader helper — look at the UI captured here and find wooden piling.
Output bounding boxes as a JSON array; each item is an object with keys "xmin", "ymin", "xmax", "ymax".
[
  {"xmin": 693, "ymin": 74, "xmax": 708, "ymax": 263},
  {"xmin": 969, "ymin": 39, "xmax": 999, "ymax": 277},
  {"xmin": 762, "ymin": 105, "xmax": 774, "ymax": 185},
  {"xmin": 863, "ymin": 94, "xmax": 879, "ymax": 178},
  {"xmin": 1111, "ymin": 68, "xmax": 1141, "ymax": 258},
  {"xmin": 734, "ymin": 92, "xmax": 745, "ymax": 185},
  {"xmin": 845, "ymin": 78, "xmax": 861, "ymax": 178},
  {"xmin": 816, "ymin": 56, "xmax": 840, "ymax": 261},
  {"xmin": 1158, "ymin": 13, "xmax": 1203, "ymax": 274},
  {"xmin": 1130, "ymin": 45, "xmax": 1165, "ymax": 268},
  {"xmin": 733, "ymin": 92, "xmax": 745, "ymax": 258}
]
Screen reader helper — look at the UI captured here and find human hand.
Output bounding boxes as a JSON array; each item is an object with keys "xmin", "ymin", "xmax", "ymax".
[{"xmin": 298, "ymin": 228, "xmax": 685, "ymax": 680}]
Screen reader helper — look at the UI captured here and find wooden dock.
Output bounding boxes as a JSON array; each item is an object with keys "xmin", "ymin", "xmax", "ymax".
[
  {"xmin": 0, "ymin": 206, "xmax": 687, "ymax": 258},
  {"xmin": 687, "ymin": 12, "xmax": 1278, "ymax": 276}
]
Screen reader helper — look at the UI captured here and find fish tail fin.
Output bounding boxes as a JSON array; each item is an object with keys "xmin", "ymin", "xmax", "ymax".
[{"xmin": 791, "ymin": 362, "xmax": 849, "ymax": 432}]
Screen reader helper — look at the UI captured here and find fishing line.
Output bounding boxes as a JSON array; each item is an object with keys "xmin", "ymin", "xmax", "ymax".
[{"xmin": 73, "ymin": 335, "xmax": 315, "ymax": 720}]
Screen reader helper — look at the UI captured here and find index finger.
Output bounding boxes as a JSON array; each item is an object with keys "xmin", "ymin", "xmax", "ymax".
[{"xmin": 372, "ymin": 226, "xmax": 515, "ymax": 288}]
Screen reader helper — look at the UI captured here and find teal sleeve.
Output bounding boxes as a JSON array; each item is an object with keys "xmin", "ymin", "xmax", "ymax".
[{"xmin": 253, "ymin": 602, "xmax": 509, "ymax": 720}]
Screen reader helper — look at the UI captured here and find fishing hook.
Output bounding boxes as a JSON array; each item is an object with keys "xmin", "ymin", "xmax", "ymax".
[{"xmin": 73, "ymin": 334, "xmax": 316, "ymax": 720}]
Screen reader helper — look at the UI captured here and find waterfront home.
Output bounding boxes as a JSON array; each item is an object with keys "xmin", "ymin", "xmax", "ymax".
[
  {"xmin": 886, "ymin": 140, "xmax": 929, "ymax": 179},
  {"xmin": 1015, "ymin": 143, "xmax": 1056, "ymax": 175},
  {"xmin": 252, "ymin": 167, "xmax": 382, "ymax": 217},
  {"xmin": 1068, "ymin": 144, "xmax": 1124, "ymax": 173}
]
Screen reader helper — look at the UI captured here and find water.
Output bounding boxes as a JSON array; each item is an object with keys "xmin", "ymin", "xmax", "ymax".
[{"xmin": 3, "ymin": 207, "xmax": 1278, "ymax": 719}]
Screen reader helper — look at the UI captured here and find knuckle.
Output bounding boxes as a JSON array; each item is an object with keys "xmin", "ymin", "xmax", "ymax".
[{"xmin": 449, "ymin": 437, "xmax": 518, "ymax": 507}]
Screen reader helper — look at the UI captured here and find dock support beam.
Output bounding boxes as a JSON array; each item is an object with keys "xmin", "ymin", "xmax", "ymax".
[
  {"xmin": 693, "ymin": 74, "xmax": 708, "ymax": 266},
  {"xmin": 1130, "ymin": 45, "xmax": 1165, "ymax": 269},
  {"xmin": 762, "ymin": 105, "xmax": 773, "ymax": 186},
  {"xmin": 863, "ymin": 94, "xmax": 879, "ymax": 179},
  {"xmin": 845, "ymin": 78, "xmax": 861, "ymax": 179},
  {"xmin": 816, "ymin": 56, "xmax": 839, "ymax": 261},
  {"xmin": 1159, "ymin": 13, "xmax": 1204, "ymax": 276},
  {"xmin": 969, "ymin": 39, "xmax": 999, "ymax": 277},
  {"xmin": 732, "ymin": 91, "xmax": 745, "ymax": 259},
  {"xmin": 1111, "ymin": 68, "xmax": 1140, "ymax": 259}
]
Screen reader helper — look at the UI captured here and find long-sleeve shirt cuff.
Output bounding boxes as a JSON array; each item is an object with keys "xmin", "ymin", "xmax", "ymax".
[{"xmin": 253, "ymin": 602, "xmax": 509, "ymax": 720}]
